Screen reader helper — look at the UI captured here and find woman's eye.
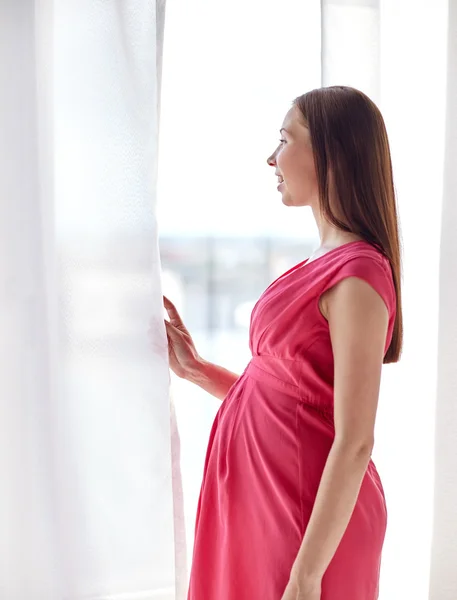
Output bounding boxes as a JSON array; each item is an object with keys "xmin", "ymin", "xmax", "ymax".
[{"xmin": 279, "ymin": 138, "xmax": 286, "ymax": 144}]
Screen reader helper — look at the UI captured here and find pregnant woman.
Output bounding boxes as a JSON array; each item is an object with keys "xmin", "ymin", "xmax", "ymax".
[{"xmin": 162, "ymin": 85, "xmax": 402, "ymax": 600}]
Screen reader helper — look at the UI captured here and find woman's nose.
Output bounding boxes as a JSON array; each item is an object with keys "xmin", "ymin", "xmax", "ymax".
[{"xmin": 266, "ymin": 152, "xmax": 276, "ymax": 166}]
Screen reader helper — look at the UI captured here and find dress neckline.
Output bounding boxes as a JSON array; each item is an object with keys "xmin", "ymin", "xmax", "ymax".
[
  {"xmin": 304, "ymin": 239, "xmax": 368, "ymax": 268},
  {"xmin": 266, "ymin": 240, "xmax": 370, "ymax": 293}
]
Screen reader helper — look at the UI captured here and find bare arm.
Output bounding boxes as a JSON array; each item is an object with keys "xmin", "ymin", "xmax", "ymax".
[
  {"xmin": 185, "ymin": 358, "xmax": 240, "ymax": 402},
  {"xmin": 289, "ymin": 275, "xmax": 389, "ymax": 589}
]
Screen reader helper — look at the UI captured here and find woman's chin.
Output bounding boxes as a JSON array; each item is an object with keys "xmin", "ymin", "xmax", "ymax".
[
  {"xmin": 279, "ymin": 186, "xmax": 302, "ymax": 206},
  {"xmin": 280, "ymin": 190, "xmax": 292, "ymax": 205},
  {"xmin": 282, "ymin": 196, "xmax": 309, "ymax": 208}
]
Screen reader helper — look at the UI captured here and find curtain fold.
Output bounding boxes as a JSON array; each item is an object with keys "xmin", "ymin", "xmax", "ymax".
[
  {"xmin": 0, "ymin": 1, "xmax": 185, "ymax": 598},
  {"xmin": 321, "ymin": 0, "xmax": 380, "ymax": 99},
  {"xmin": 430, "ymin": 0, "xmax": 457, "ymax": 597},
  {"xmin": 0, "ymin": 2, "xmax": 60, "ymax": 596}
]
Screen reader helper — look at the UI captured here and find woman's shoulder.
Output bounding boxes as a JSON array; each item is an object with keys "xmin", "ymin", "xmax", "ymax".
[
  {"xmin": 341, "ymin": 240, "xmax": 393, "ymax": 279},
  {"xmin": 311, "ymin": 240, "xmax": 391, "ymax": 276},
  {"xmin": 319, "ymin": 240, "xmax": 396, "ymax": 316}
]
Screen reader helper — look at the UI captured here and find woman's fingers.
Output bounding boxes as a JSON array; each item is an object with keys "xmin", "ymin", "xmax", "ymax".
[
  {"xmin": 164, "ymin": 317, "xmax": 180, "ymax": 340},
  {"xmin": 163, "ymin": 296, "xmax": 185, "ymax": 330}
]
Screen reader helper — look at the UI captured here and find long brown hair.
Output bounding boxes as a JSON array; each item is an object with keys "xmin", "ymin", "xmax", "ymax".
[{"xmin": 294, "ymin": 86, "xmax": 403, "ymax": 363}]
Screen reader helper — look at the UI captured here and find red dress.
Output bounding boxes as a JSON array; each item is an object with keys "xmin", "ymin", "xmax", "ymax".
[{"xmin": 187, "ymin": 240, "xmax": 396, "ymax": 600}]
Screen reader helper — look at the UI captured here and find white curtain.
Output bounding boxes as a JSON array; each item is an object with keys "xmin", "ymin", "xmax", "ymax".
[
  {"xmin": 430, "ymin": 0, "xmax": 457, "ymax": 597},
  {"xmin": 0, "ymin": 2, "xmax": 187, "ymax": 599}
]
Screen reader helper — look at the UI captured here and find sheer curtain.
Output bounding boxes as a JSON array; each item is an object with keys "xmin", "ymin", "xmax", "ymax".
[
  {"xmin": 0, "ymin": 1, "xmax": 186, "ymax": 599},
  {"xmin": 430, "ymin": 0, "xmax": 457, "ymax": 597}
]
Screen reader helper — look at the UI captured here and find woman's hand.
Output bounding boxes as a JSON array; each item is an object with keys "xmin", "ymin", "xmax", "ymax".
[
  {"xmin": 149, "ymin": 295, "xmax": 202, "ymax": 379},
  {"xmin": 280, "ymin": 573, "xmax": 322, "ymax": 600}
]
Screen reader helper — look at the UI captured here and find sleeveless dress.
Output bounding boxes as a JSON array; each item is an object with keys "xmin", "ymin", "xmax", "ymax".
[{"xmin": 187, "ymin": 240, "xmax": 397, "ymax": 600}]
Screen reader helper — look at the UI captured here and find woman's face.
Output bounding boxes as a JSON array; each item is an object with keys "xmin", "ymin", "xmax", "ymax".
[{"xmin": 267, "ymin": 104, "xmax": 319, "ymax": 208}]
